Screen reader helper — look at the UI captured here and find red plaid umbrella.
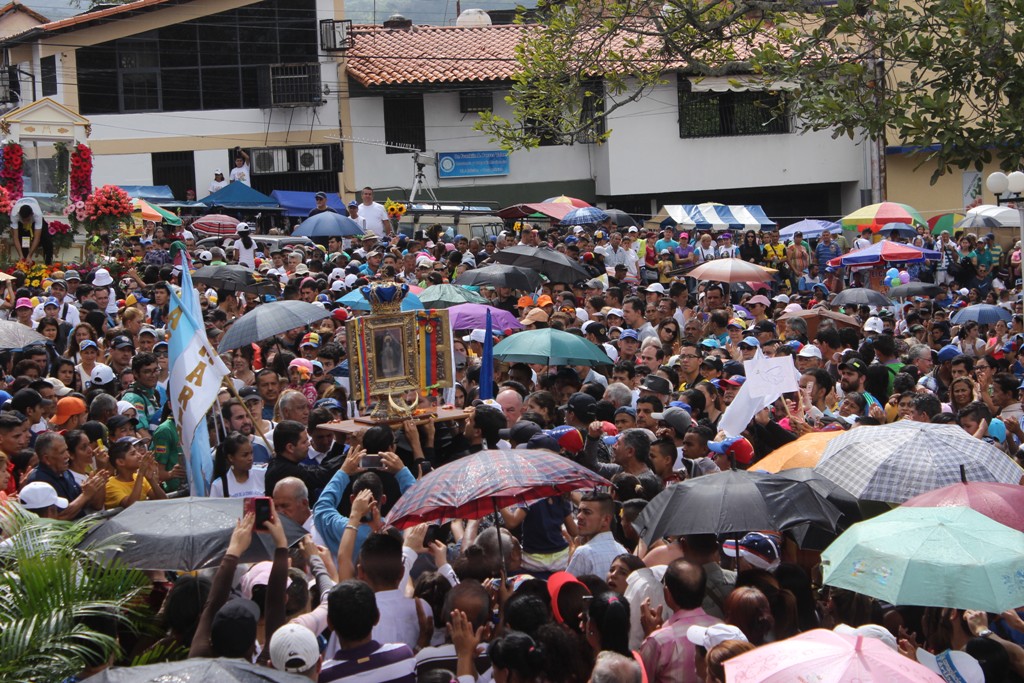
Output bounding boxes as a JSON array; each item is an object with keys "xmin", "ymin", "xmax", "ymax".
[{"xmin": 383, "ymin": 449, "xmax": 610, "ymax": 529}]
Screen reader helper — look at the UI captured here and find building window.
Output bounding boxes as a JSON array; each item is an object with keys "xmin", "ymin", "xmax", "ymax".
[
  {"xmin": 383, "ymin": 94, "xmax": 426, "ymax": 154},
  {"xmin": 40, "ymin": 56, "xmax": 57, "ymax": 97},
  {"xmin": 459, "ymin": 90, "xmax": 492, "ymax": 113},
  {"xmin": 677, "ymin": 80, "xmax": 790, "ymax": 138},
  {"xmin": 577, "ymin": 79, "xmax": 605, "ymax": 143},
  {"xmin": 75, "ymin": 0, "xmax": 317, "ymax": 115}
]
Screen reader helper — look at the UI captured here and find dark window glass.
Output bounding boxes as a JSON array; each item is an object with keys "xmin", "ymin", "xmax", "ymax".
[
  {"xmin": 202, "ymin": 67, "xmax": 240, "ymax": 110},
  {"xmin": 199, "ymin": 13, "xmax": 238, "ymax": 67},
  {"xmin": 121, "ymin": 72, "xmax": 159, "ymax": 112},
  {"xmin": 40, "ymin": 56, "xmax": 57, "ymax": 96},
  {"xmin": 78, "ymin": 70, "xmax": 118, "ymax": 114},
  {"xmin": 159, "ymin": 24, "xmax": 198, "ymax": 68},
  {"xmin": 161, "ymin": 69, "xmax": 201, "ymax": 111},
  {"xmin": 678, "ymin": 80, "xmax": 790, "ymax": 139},
  {"xmin": 383, "ymin": 95, "xmax": 426, "ymax": 154}
]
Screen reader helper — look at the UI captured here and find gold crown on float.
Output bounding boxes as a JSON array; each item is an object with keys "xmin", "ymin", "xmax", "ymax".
[{"xmin": 360, "ymin": 282, "xmax": 408, "ymax": 314}]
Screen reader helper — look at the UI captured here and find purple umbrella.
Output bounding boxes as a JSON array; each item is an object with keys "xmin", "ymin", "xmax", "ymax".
[{"xmin": 447, "ymin": 304, "xmax": 523, "ymax": 331}]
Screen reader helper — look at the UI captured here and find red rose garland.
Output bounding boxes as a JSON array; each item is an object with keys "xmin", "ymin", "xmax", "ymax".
[
  {"xmin": 1, "ymin": 142, "xmax": 24, "ymax": 201},
  {"xmin": 69, "ymin": 144, "xmax": 92, "ymax": 201}
]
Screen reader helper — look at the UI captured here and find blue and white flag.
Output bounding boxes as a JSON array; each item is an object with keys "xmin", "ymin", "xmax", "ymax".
[{"xmin": 166, "ymin": 246, "xmax": 229, "ymax": 496}]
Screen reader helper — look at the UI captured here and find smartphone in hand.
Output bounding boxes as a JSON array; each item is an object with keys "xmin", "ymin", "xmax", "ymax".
[{"xmin": 244, "ymin": 496, "xmax": 273, "ymax": 531}]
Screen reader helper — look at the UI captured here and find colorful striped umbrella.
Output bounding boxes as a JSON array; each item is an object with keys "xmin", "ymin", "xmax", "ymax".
[
  {"xmin": 827, "ymin": 240, "xmax": 940, "ymax": 267},
  {"xmin": 928, "ymin": 212, "xmax": 964, "ymax": 235},
  {"xmin": 842, "ymin": 202, "xmax": 927, "ymax": 232},
  {"xmin": 543, "ymin": 195, "xmax": 591, "ymax": 207},
  {"xmin": 132, "ymin": 198, "xmax": 182, "ymax": 226},
  {"xmin": 383, "ymin": 449, "xmax": 610, "ymax": 528}
]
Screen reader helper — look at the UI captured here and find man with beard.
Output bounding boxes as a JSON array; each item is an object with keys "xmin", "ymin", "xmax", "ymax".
[
  {"xmin": 222, "ymin": 399, "xmax": 271, "ymax": 463},
  {"xmin": 837, "ymin": 356, "xmax": 882, "ymax": 416}
]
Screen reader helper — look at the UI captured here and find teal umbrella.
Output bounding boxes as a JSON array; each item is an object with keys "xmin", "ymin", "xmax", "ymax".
[
  {"xmin": 492, "ymin": 329, "xmax": 612, "ymax": 367},
  {"xmin": 336, "ymin": 289, "xmax": 423, "ymax": 311},
  {"xmin": 821, "ymin": 506, "xmax": 1024, "ymax": 612},
  {"xmin": 417, "ymin": 284, "xmax": 487, "ymax": 309}
]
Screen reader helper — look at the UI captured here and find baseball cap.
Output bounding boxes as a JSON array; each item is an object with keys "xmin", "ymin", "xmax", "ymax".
[
  {"xmin": 699, "ymin": 338, "xmax": 721, "ymax": 349},
  {"xmin": 89, "ymin": 364, "xmax": 116, "ymax": 386},
  {"xmin": 619, "ymin": 329, "xmax": 639, "ymax": 341},
  {"xmin": 125, "ymin": 293, "xmax": 150, "ymax": 306},
  {"xmin": 79, "ymin": 339, "xmax": 99, "ymax": 352},
  {"xmin": 700, "ymin": 356, "xmax": 724, "ymax": 372},
  {"xmin": 45, "ymin": 377, "xmax": 73, "ymax": 397},
  {"xmin": 300, "ymin": 332, "xmax": 321, "ymax": 348},
  {"xmin": 798, "ymin": 344, "xmax": 823, "ymax": 359},
  {"xmin": 517, "ymin": 295, "xmax": 535, "ymax": 308},
  {"xmin": 269, "ymin": 623, "xmax": 320, "ymax": 674},
  {"xmin": 499, "ymin": 420, "xmax": 543, "ymax": 445},
  {"xmin": 772, "ymin": 293, "xmax": 790, "ymax": 304},
  {"xmin": 14, "ymin": 297, "xmax": 31, "ymax": 310},
  {"xmin": 607, "ymin": 308, "xmax": 625, "ymax": 319},
  {"xmin": 111, "ymin": 335, "xmax": 135, "ymax": 350},
  {"xmin": 916, "ymin": 649, "xmax": 984, "ymax": 683},
  {"xmin": 239, "ymin": 386, "xmax": 261, "ymax": 401},
  {"xmin": 211, "ymin": 598, "xmax": 260, "ymax": 657},
  {"xmin": 937, "ymin": 345, "xmax": 961, "ymax": 363},
  {"xmin": 720, "ymin": 375, "xmax": 746, "ymax": 387},
  {"xmin": 739, "ymin": 336, "xmax": 760, "ymax": 349},
  {"xmin": 563, "ymin": 393, "xmax": 597, "ymax": 421},
  {"xmin": 722, "ymin": 531, "xmax": 782, "ymax": 571},
  {"xmin": 863, "ymin": 316, "xmax": 884, "ymax": 334},
  {"xmin": 521, "ymin": 308, "xmax": 549, "ymax": 325},
  {"xmin": 462, "ymin": 329, "xmax": 488, "ymax": 344},
  {"xmin": 314, "ymin": 398, "xmax": 343, "ymax": 411},
  {"xmin": 707, "ymin": 435, "xmax": 755, "ymax": 466},
  {"xmin": 527, "ymin": 432, "xmax": 561, "ymax": 453},
  {"xmin": 43, "ymin": 296, "xmax": 59, "ymax": 308},
  {"xmin": 640, "ymin": 375, "xmax": 672, "ymax": 395},
  {"xmin": 686, "ymin": 623, "xmax": 749, "ymax": 651},
  {"xmin": 726, "ymin": 318, "xmax": 747, "ymax": 329},
  {"xmin": 53, "ymin": 397, "xmax": 87, "ymax": 425},
  {"xmin": 651, "ymin": 406, "xmax": 691, "ymax": 436},
  {"xmin": 546, "ymin": 425, "xmax": 585, "ymax": 454},
  {"xmin": 645, "ymin": 283, "xmax": 666, "ymax": 294},
  {"xmin": 347, "ymin": 199, "xmax": 358, "ymax": 208},
  {"xmin": 839, "ymin": 356, "xmax": 867, "ymax": 375},
  {"xmin": 747, "ymin": 294, "xmax": 771, "ymax": 307},
  {"xmin": 107, "ymin": 415, "xmax": 138, "ymax": 433},
  {"xmin": 536, "ymin": 294, "xmax": 554, "ymax": 307},
  {"xmin": 614, "ymin": 406, "xmax": 636, "ymax": 419},
  {"xmin": 18, "ymin": 481, "xmax": 68, "ymax": 511}
]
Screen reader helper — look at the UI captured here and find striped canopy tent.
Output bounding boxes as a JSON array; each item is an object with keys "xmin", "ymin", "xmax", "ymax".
[{"xmin": 660, "ymin": 204, "xmax": 777, "ymax": 232}]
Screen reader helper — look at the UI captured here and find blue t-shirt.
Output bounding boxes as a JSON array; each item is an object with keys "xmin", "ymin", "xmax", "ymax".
[
  {"xmin": 521, "ymin": 497, "xmax": 572, "ymax": 554},
  {"xmin": 655, "ymin": 238, "xmax": 679, "ymax": 254}
]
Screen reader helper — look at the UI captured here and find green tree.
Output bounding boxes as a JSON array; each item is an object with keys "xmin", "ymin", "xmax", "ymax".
[
  {"xmin": 479, "ymin": 0, "xmax": 1024, "ymax": 181},
  {"xmin": 0, "ymin": 503, "xmax": 149, "ymax": 682}
]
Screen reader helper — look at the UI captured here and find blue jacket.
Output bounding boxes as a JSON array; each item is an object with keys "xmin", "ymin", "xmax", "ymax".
[{"xmin": 313, "ymin": 466, "xmax": 416, "ymax": 558}]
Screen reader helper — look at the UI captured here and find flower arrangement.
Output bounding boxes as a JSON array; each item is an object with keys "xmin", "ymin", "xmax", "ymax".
[
  {"xmin": 7, "ymin": 261, "xmax": 59, "ymax": 288},
  {"xmin": 64, "ymin": 184, "xmax": 133, "ymax": 241},
  {"xmin": 69, "ymin": 144, "xmax": 92, "ymax": 201},
  {"xmin": 0, "ymin": 185, "xmax": 12, "ymax": 231},
  {"xmin": 0, "ymin": 142, "xmax": 24, "ymax": 201},
  {"xmin": 384, "ymin": 197, "xmax": 407, "ymax": 219},
  {"xmin": 47, "ymin": 220, "xmax": 74, "ymax": 251}
]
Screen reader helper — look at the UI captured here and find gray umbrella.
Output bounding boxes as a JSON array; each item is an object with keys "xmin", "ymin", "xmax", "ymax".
[
  {"xmin": 455, "ymin": 264, "xmax": 543, "ymax": 290},
  {"xmin": 605, "ymin": 208, "xmax": 638, "ymax": 228},
  {"xmin": 491, "ymin": 246, "xmax": 590, "ymax": 284},
  {"xmin": 0, "ymin": 320, "xmax": 47, "ymax": 350},
  {"xmin": 218, "ymin": 300, "xmax": 331, "ymax": 353},
  {"xmin": 84, "ymin": 658, "xmax": 309, "ymax": 682},
  {"xmin": 192, "ymin": 265, "xmax": 278, "ymax": 294},
  {"xmin": 80, "ymin": 497, "xmax": 306, "ymax": 571},
  {"xmin": 831, "ymin": 287, "xmax": 892, "ymax": 308}
]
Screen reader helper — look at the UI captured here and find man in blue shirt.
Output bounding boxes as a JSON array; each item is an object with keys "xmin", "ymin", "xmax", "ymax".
[
  {"xmin": 814, "ymin": 230, "xmax": 842, "ymax": 268},
  {"xmin": 654, "ymin": 228, "xmax": 679, "ymax": 255}
]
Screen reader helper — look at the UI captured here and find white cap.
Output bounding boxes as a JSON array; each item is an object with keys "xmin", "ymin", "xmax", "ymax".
[
  {"xmin": 772, "ymin": 293, "xmax": 790, "ymax": 304},
  {"xmin": 686, "ymin": 623, "xmax": 748, "ymax": 651},
  {"xmin": 116, "ymin": 400, "xmax": 136, "ymax": 416},
  {"xmin": 607, "ymin": 308, "xmax": 624, "ymax": 319},
  {"xmin": 628, "ymin": 226, "xmax": 639, "ymax": 233},
  {"xmin": 198, "ymin": 251, "xmax": 213, "ymax": 263},
  {"xmin": 416, "ymin": 256, "xmax": 434, "ymax": 268},
  {"xmin": 863, "ymin": 316, "xmax": 884, "ymax": 334},
  {"xmin": 783, "ymin": 303, "xmax": 803, "ymax": 314},
  {"xmin": 45, "ymin": 377, "xmax": 73, "ymax": 397},
  {"xmin": 90, "ymin": 364, "xmax": 116, "ymax": 386},
  {"xmin": 958, "ymin": 288, "xmax": 970, "ymax": 296},
  {"xmin": 329, "ymin": 268, "xmax": 346, "ymax": 282},
  {"xmin": 833, "ymin": 624, "xmax": 898, "ymax": 651},
  {"xmin": 330, "ymin": 280, "xmax": 344, "ymax": 292},
  {"xmin": 916, "ymin": 649, "xmax": 984, "ymax": 683},
  {"xmin": 463, "ymin": 329, "xmax": 487, "ymax": 344},
  {"xmin": 645, "ymin": 283, "xmax": 666, "ymax": 294},
  {"xmin": 269, "ymin": 624, "xmax": 320, "ymax": 674},
  {"xmin": 797, "ymin": 344, "xmax": 823, "ymax": 359},
  {"xmin": 576, "ymin": 308, "xmax": 589, "ymax": 322},
  {"xmin": 214, "ymin": 168, "xmax": 223, "ymax": 175},
  {"xmin": 93, "ymin": 268, "xmax": 114, "ymax": 287},
  {"xmin": 236, "ymin": 221, "xmax": 251, "ymax": 233},
  {"xmin": 344, "ymin": 274, "xmax": 358, "ymax": 288},
  {"xmin": 19, "ymin": 481, "xmax": 68, "ymax": 510},
  {"xmin": 182, "ymin": 230, "xmax": 195, "ymax": 242},
  {"xmin": 603, "ymin": 343, "xmax": 619, "ymax": 362}
]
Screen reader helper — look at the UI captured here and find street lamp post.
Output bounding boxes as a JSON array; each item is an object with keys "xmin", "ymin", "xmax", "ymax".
[{"xmin": 986, "ymin": 172, "xmax": 1024, "ymax": 274}]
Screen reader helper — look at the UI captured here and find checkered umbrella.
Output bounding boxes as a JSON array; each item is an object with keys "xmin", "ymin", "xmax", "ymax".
[
  {"xmin": 217, "ymin": 300, "xmax": 330, "ymax": 353},
  {"xmin": 383, "ymin": 449, "xmax": 610, "ymax": 529},
  {"xmin": 815, "ymin": 421, "xmax": 1024, "ymax": 503},
  {"xmin": 560, "ymin": 206, "xmax": 609, "ymax": 226}
]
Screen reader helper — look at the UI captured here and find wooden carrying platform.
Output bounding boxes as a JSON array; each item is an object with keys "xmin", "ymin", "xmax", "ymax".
[{"xmin": 318, "ymin": 407, "xmax": 470, "ymax": 436}]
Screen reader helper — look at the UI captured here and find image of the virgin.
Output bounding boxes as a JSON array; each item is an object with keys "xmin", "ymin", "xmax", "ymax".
[{"xmin": 376, "ymin": 329, "xmax": 404, "ymax": 378}]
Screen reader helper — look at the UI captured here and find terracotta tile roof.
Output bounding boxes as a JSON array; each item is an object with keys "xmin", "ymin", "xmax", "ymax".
[
  {"xmin": 0, "ymin": 2, "xmax": 50, "ymax": 24},
  {"xmin": 345, "ymin": 21, "xmax": 772, "ymax": 87},
  {"xmin": 346, "ymin": 24, "xmax": 527, "ymax": 87},
  {"xmin": 1, "ymin": 0, "xmax": 183, "ymax": 44}
]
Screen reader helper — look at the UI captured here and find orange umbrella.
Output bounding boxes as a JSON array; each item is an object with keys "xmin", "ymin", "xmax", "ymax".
[
  {"xmin": 750, "ymin": 430, "xmax": 843, "ymax": 473},
  {"xmin": 687, "ymin": 258, "xmax": 777, "ymax": 283}
]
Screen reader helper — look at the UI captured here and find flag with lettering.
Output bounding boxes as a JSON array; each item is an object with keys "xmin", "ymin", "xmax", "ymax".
[{"xmin": 167, "ymin": 243, "xmax": 229, "ymax": 496}]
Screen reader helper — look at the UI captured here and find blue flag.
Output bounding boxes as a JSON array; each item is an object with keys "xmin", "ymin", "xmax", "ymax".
[
  {"xmin": 479, "ymin": 309, "xmax": 494, "ymax": 400},
  {"xmin": 166, "ymin": 250, "xmax": 230, "ymax": 496}
]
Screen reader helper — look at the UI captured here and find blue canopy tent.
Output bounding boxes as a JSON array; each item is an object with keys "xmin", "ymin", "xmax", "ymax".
[
  {"xmin": 201, "ymin": 183, "xmax": 280, "ymax": 210},
  {"xmin": 121, "ymin": 185, "xmax": 176, "ymax": 203},
  {"xmin": 271, "ymin": 190, "xmax": 346, "ymax": 217},
  {"xmin": 659, "ymin": 204, "xmax": 777, "ymax": 231}
]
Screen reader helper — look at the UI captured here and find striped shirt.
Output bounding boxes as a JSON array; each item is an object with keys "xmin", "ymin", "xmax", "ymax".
[{"xmin": 318, "ymin": 640, "xmax": 415, "ymax": 683}]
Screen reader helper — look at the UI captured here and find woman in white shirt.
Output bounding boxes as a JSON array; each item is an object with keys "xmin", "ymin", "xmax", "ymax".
[
  {"xmin": 209, "ymin": 432, "xmax": 266, "ymax": 498},
  {"xmin": 233, "ymin": 222, "xmax": 257, "ymax": 269}
]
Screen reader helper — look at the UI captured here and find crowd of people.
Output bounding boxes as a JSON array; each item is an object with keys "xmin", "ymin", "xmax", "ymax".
[{"xmin": 2, "ymin": 211, "xmax": 1024, "ymax": 683}]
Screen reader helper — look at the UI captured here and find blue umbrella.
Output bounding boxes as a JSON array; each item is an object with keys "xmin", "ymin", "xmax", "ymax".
[
  {"xmin": 337, "ymin": 289, "xmax": 424, "ymax": 311},
  {"xmin": 561, "ymin": 206, "xmax": 609, "ymax": 226},
  {"xmin": 877, "ymin": 222, "xmax": 918, "ymax": 239},
  {"xmin": 293, "ymin": 212, "xmax": 363, "ymax": 237},
  {"xmin": 951, "ymin": 303, "xmax": 1012, "ymax": 325},
  {"xmin": 779, "ymin": 219, "xmax": 842, "ymax": 240}
]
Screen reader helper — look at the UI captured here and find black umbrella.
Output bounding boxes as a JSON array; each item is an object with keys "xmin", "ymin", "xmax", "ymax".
[
  {"xmin": 773, "ymin": 468, "xmax": 863, "ymax": 551},
  {"xmin": 192, "ymin": 265, "xmax": 278, "ymax": 294},
  {"xmin": 887, "ymin": 282, "xmax": 942, "ymax": 299},
  {"xmin": 831, "ymin": 287, "xmax": 892, "ymax": 308},
  {"xmin": 219, "ymin": 300, "xmax": 331, "ymax": 353},
  {"xmin": 0, "ymin": 320, "xmax": 48, "ymax": 350},
  {"xmin": 632, "ymin": 469, "xmax": 842, "ymax": 544},
  {"xmin": 605, "ymin": 208, "xmax": 638, "ymax": 228},
  {"xmin": 81, "ymin": 497, "xmax": 306, "ymax": 571},
  {"xmin": 454, "ymin": 264, "xmax": 543, "ymax": 291},
  {"xmin": 490, "ymin": 246, "xmax": 590, "ymax": 284},
  {"xmin": 84, "ymin": 658, "xmax": 309, "ymax": 682}
]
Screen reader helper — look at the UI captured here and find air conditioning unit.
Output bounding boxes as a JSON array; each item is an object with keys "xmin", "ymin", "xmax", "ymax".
[
  {"xmin": 252, "ymin": 148, "xmax": 289, "ymax": 175},
  {"xmin": 296, "ymin": 147, "xmax": 325, "ymax": 171}
]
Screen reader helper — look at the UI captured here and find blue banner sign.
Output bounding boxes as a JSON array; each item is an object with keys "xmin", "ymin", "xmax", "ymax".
[{"xmin": 437, "ymin": 151, "xmax": 510, "ymax": 179}]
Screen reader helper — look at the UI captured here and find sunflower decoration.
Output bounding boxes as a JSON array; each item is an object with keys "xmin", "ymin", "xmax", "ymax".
[{"xmin": 384, "ymin": 197, "xmax": 408, "ymax": 219}]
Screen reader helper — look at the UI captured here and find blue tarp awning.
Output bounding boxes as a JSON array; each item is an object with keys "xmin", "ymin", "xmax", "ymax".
[
  {"xmin": 271, "ymin": 190, "xmax": 346, "ymax": 217},
  {"xmin": 661, "ymin": 203, "xmax": 777, "ymax": 231},
  {"xmin": 201, "ymin": 183, "xmax": 280, "ymax": 209},
  {"xmin": 122, "ymin": 185, "xmax": 175, "ymax": 202}
]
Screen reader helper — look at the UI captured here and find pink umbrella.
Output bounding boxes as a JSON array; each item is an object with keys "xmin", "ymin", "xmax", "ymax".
[
  {"xmin": 903, "ymin": 479, "xmax": 1024, "ymax": 532},
  {"xmin": 447, "ymin": 304, "xmax": 523, "ymax": 332},
  {"xmin": 190, "ymin": 214, "xmax": 239, "ymax": 236},
  {"xmin": 725, "ymin": 629, "xmax": 942, "ymax": 683}
]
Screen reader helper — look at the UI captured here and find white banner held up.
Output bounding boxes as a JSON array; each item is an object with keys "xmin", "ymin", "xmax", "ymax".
[{"xmin": 718, "ymin": 349, "xmax": 801, "ymax": 437}]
